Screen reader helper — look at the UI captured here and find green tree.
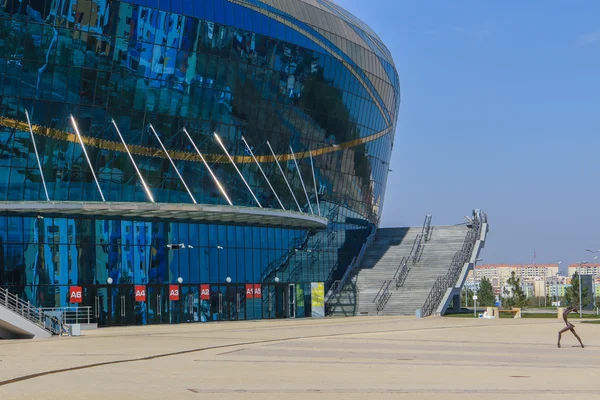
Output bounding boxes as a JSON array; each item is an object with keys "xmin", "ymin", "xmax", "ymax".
[
  {"xmin": 501, "ymin": 271, "xmax": 527, "ymax": 308},
  {"xmin": 478, "ymin": 277, "xmax": 496, "ymax": 306},
  {"xmin": 565, "ymin": 271, "xmax": 589, "ymax": 308}
]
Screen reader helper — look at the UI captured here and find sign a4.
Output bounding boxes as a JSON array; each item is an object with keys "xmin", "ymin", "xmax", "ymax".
[
  {"xmin": 69, "ymin": 286, "xmax": 82, "ymax": 303},
  {"xmin": 135, "ymin": 285, "xmax": 146, "ymax": 302},
  {"xmin": 200, "ymin": 284, "xmax": 210, "ymax": 300},
  {"xmin": 169, "ymin": 285, "xmax": 180, "ymax": 301}
]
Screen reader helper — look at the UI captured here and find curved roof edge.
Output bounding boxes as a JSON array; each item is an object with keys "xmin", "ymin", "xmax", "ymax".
[{"xmin": 0, "ymin": 201, "xmax": 328, "ymax": 230}]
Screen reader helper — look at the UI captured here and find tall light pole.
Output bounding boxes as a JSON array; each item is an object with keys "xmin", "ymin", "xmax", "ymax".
[
  {"xmin": 586, "ymin": 249, "xmax": 600, "ymax": 315},
  {"xmin": 556, "ymin": 261, "xmax": 562, "ymax": 305},
  {"xmin": 578, "ymin": 261, "xmax": 589, "ymax": 318}
]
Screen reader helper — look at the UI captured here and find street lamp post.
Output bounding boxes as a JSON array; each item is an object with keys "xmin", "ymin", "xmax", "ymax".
[{"xmin": 578, "ymin": 261, "xmax": 589, "ymax": 319}]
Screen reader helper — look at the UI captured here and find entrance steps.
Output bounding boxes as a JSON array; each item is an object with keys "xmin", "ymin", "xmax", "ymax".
[{"xmin": 0, "ymin": 287, "xmax": 61, "ymax": 339}]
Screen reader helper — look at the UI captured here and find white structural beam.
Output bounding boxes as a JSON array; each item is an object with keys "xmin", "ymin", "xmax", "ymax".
[
  {"xmin": 309, "ymin": 149, "xmax": 321, "ymax": 217},
  {"xmin": 182, "ymin": 128, "xmax": 233, "ymax": 206},
  {"xmin": 241, "ymin": 136, "xmax": 285, "ymax": 210},
  {"xmin": 214, "ymin": 133, "xmax": 261, "ymax": 208},
  {"xmin": 69, "ymin": 115, "xmax": 105, "ymax": 201},
  {"xmin": 266, "ymin": 141, "xmax": 301, "ymax": 212},
  {"xmin": 149, "ymin": 124, "xmax": 196, "ymax": 204},
  {"xmin": 289, "ymin": 146, "xmax": 313, "ymax": 215},
  {"xmin": 111, "ymin": 119, "xmax": 154, "ymax": 203},
  {"xmin": 24, "ymin": 110, "xmax": 49, "ymax": 201}
]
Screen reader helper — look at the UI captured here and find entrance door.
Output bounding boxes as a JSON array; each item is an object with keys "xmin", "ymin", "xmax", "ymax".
[
  {"xmin": 181, "ymin": 285, "xmax": 198, "ymax": 323},
  {"xmin": 210, "ymin": 285, "xmax": 226, "ymax": 321},
  {"xmin": 93, "ymin": 286, "xmax": 109, "ymax": 327},
  {"xmin": 111, "ymin": 285, "xmax": 135, "ymax": 326},
  {"xmin": 147, "ymin": 285, "xmax": 169, "ymax": 324},
  {"xmin": 262, "ymin": 284, "xmax": 286, "ymax": 319},
  {"xmin": 288, "ymin": 283, "xmax": 296, "ymax": 319},
  {"xmin": 229, "ymin": 285, "xmax": 246, "ymax": 321},
  {"xmin": 90, "ymin": 285, "xmax": 135, "ymax": 326}
]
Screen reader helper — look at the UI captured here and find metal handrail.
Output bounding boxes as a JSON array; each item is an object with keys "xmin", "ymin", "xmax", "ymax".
[
  {"xmin": 376, "ymin": 280, "xmax": 392, "ymax": 312},
  {"xmin": 410, "ymin": 234, "xmax": 423, "ymax": 264},
  {"xmin": 395, "ymin": 260, "xmax": 410, "ymax": 289},
  {"xmin": 40, "ymin": 306, "xmax": 93, "ymax": 325},
  {"xmin": 422, "ymin": 214, "xmax": 433, "ymax": 242},
  {"xmin": 324, "ymin": 228, "xmax": 376, "ymax": 303},
  {"xmin": 373, "ymin": 280, "xmax": 388, "ymax": 304},
  {"xmin": 421, "ymin": 211, "xmax": 487, "ymax": 316},
  {"xmin": 0, "ymin": 287, "xmax": 61, "ymax": 335}
]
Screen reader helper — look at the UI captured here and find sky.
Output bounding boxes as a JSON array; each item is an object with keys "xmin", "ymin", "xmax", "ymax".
[{"xmin": 337, "ymin": 0, "xmax": 600, "ymax": 270}]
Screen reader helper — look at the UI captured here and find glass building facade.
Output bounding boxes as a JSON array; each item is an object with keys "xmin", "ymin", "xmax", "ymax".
[{"xmin": 0, "ymin": 0, "xmax": 399, "ymax": 325}]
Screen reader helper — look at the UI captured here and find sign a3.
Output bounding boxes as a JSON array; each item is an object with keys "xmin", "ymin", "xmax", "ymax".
[{"xmin": 169, "ymin": 285, "xmax": 180, "ymax": 301}]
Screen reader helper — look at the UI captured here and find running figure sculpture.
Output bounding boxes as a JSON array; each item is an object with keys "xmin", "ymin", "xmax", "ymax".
[{"xmin": 557, "ymin": 306, "xmax": 584, "ymax": 348}]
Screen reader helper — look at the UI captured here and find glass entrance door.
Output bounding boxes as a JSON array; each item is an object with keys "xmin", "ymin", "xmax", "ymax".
[
  {"xmin": 181, "ymin": 285, "xmax": 198, "ymax": 323},
  {"xmin": 288, "ymin": 283, "xmax": 296, "ymax": 319},
  {"xmin": 147, "ymin": 285, "xmax": 169, "ymax": 324},
  {"xmin": 111, "ymin": 285, "xmax": 135, "ymax": 326},
  {"xmin": 90, "ymin": 285, "xmax": 134, "ymax": 326},
  {"xmin": 229, "ymin": 285, "xmax": 246, "ymax": 321},
  {"xmin": 262, "ymin": 284, "xmax": 286, "ymax": 319}
]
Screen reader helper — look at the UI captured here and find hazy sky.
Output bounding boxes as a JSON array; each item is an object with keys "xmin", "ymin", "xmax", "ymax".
[{"xmin": 337, "ymin": 0, "xmax": 600, "ymax": 267}]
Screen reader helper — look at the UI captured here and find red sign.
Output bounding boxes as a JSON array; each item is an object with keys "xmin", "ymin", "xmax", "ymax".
[
  {"xmin": 169, "ymin": 285, "xmax": 179, "ymax": 301},
  {"xmin": 69, "ymin": 286, "xmax": 82, "ymax": 303},
  {"xmin": 245, "ymin": 284, "xmax": 262, "ymax": 299},
  {"xmin": 253, "ymin": 284, "xmax": 262, "ymax": 298},
  {"xmin": 135, "ymin": 285, "xmax": 146, "ymax": 302},
  {"xmin": 246, "ymin": 284, "xmax": 254, "ymax": 299},
  {"xmin": 200, "ymin": 284, "xmax": 210, "ymax": 300}
]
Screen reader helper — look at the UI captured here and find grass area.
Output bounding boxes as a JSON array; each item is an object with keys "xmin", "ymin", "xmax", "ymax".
[{"xmin": 444, "ymin": 312, "xmax": 600, "ymax": 319}]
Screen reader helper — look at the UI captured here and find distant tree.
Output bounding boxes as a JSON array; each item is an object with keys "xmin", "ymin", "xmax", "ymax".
[
  {"xmin": 478, "ymin": 277, "xmax": 495, "ymax": 306},
  {"xmin": 565, "ymin": 271, "xmax": 589, "ymax": 309},
  {"xmin": 501, "ymin": 271, "xmax": 527, "ymax": 309}
]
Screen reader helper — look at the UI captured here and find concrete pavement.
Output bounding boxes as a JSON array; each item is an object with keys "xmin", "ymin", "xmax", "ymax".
[{"xmin": 0, "ymin": 316, "xmax": 598, "ymax": 399}]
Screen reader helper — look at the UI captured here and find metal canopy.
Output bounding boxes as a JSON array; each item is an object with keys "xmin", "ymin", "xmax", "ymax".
[{"xmin": 0, "ymin": 201, "xmax": 328, "ymax": 230}]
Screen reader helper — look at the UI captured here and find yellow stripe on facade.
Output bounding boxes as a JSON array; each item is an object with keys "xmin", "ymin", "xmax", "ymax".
[{"xmin": 0, "ymin": 116, "xmax": 391, "ymax": 164}]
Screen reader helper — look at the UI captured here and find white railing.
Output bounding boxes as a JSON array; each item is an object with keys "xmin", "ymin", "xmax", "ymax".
[
  {"xmin": 324, "ymin": 229, "xmax": 376, "ymax": 303},
  {"xmin": 40, "ymin": 306, "xmax": 93, "ymax": 325},
  {"xmin": 0, "ymin": 287, "xmax": 61, "ymax": 335}
]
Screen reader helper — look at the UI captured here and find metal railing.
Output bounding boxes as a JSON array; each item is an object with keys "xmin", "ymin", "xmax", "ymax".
[
  {"xmin": 409, "ymin": 234, "xmax": 424, "ymax": 265},
  {"xmin": 422, "ymin": 214, "xmax": 433, "ymax": 242},
  {"xmin": 0, "ymin": 287, "xmax": 62, "ymax": 335},
  {"xmin": 40, "ymin": 306, "xmax": 93, "ymax": 325},
  {"xmin": 394, "ymin": 257, "xmax": 410, "ymax": 289},
  {"xmin": 421, "ymin": 211, "xmax": 487, "ymax": 317},
  {"xmin": 324, "ymin": 228, "xmax": 376, "ymax": 304},
  {"xmin": 374, "ymin": 280, "xmax": 392, "ymax": 312}
]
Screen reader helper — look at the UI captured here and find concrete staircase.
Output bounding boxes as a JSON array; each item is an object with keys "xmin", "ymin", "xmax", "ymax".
[{"xmin": 356, "ymin": 225, "xmax": 469, "ymax": 316}]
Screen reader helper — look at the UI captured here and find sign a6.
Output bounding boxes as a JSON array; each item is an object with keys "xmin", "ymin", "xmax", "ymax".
[
  {"xmin": 169, "ymin": 285, "xmax": 180, "ymax": 301},
  {"xmin": 69, "ymin": 286, "xmax": 82, "ymax": 303},
  {"xmin": 135, "ymin": 285, "xmax": 146, "ymax": 302}
]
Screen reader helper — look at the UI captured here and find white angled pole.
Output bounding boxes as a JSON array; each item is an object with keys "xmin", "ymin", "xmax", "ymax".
[
  {"xmin": 25, "ymin": 110, "xmax": 49, "ymax": 201},
  {"xmin": 111, "ymin": 119, "xmax": 154, "ymax": 203},
  {"xmin": 309, "ymin": 149, "xmax": 321, "ymax": 216},
  {"xmin": 290, "ymin": 146, "xmax": 313, "ymax": 214},
  {"xmin": 241, "ymin": 136, "xmax": 284, "ymax": 210},
  {"xmin": 149, "ymin": 124, "xmax": 196, "ymax": 204},
  {"xmin": 214, "ymin": 133, "xmax": 261, "ymax": 208},
  {"xmin": 70, "ymin": 114, "xmax": 105, "ymax": 201},
  {"xmin": 267, "ymin": 141, "xmax": 301, "ymax": 212},
  {"xmin": 182, "ymin": 128, "xmax": 233, "ymax": 206}
]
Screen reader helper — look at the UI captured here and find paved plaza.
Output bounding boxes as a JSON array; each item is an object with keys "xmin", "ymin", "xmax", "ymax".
[{"xmin": 0, "ymin": 316, "xmax": 599, "ymax": 399}]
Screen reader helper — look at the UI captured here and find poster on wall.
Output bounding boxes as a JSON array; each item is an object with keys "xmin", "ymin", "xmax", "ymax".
[{"xmin": 311, "ymin": 282, "xmax": 324, "ymax": 318}]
